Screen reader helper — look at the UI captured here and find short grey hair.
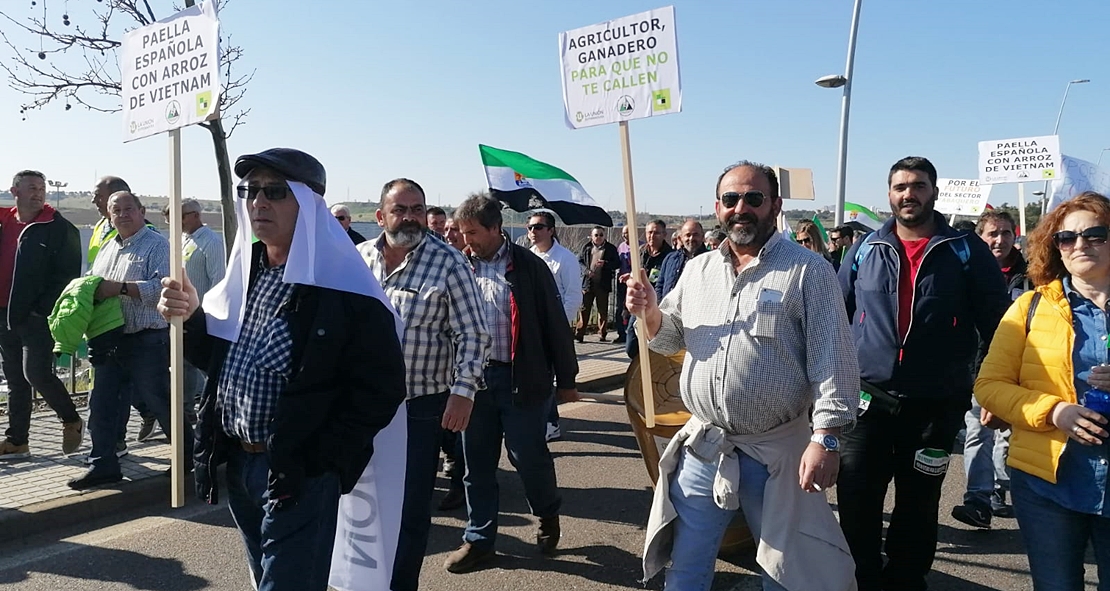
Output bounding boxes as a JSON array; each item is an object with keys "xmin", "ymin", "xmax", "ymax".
[
  {"xmin": 330, "ymin": 203, "xmax": 351, "ymax": 217},
  {"xmin": 181, "ymin": 198, "xmax": 204, "ymax": 214},
  {"xmin": 12, "ymin": 170, "xmax": 45, "ymax": 187},
  {"xmin": 715, "ymin": 160, "xmax": 779, "ymax": 199},
  {"xmin": 455, "ymin": 192, "xmax": 502, "ymax": 230}
]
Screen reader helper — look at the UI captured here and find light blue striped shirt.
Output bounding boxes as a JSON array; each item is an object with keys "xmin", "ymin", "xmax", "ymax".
[
  {"xmin": 183, "ymin": 225, "xmax": 226, "ymax": 299},
  {"xmin": 471, "ymin": 237, "xmax": 513, "ymax": 364},
  {"xmin": 91, "ymin": 226, "xmax": 170, "ymax": 333}
]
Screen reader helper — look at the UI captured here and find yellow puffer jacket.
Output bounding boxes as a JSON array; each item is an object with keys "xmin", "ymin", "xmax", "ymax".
[{"xmin": 975, "ymin": 279, "xmax": 1073, "ymax": 484}]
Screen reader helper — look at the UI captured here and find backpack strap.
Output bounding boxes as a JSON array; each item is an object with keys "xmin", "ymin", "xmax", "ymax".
[
  {"xmin": 852, "ymin": 233, "xmax": 876, "ymax": 272},
  {"xmin": 1025, "ymin": 291, "xmax": 1042, "ymax": 335},
  {"xmin": 948, "ymin": 237, "xmax": 972, "ymax": 271}
]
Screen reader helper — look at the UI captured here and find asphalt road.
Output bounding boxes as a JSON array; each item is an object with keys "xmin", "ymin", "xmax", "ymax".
[{"xmin": 0, "ymin": 390, "xmax": 1092, "ymax": 590}]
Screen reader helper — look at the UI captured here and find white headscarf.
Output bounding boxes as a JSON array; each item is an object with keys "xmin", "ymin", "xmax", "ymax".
[{"xmin": 202, "ymin": 181, "xmax": 399, "ymax": 341}]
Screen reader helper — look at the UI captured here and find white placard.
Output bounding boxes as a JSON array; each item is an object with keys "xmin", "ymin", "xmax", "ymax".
[
  {"xmin": 935, "ymin": 178, "xmax": 993, "ymax": 216},
  {"xmin": 775, "ymin": 167, "xmax": 814, "ymax": 200},
  {"xmin": 559, "ymin": 6, "xmax": 681, "ymax": 129},
  {"xmin": 1048, "ymin": 155, "xmax": 1110, "ymax": 212},
  {"xmin": 978, "ymin": 134, "xmax": 1061, "ymax": 185},
  {"xmin": 120, "ymin": 2, "xmax": 220, "ymax": 142}
]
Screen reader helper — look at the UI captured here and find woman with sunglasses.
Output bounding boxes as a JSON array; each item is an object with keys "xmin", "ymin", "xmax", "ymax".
[
  {"xmin": 976, "ymin": 191, "xmax": 1110, "ymax": 590},
  {"xmin": 794, "ymin": 220, "xmax": 835, "ymax": 268}
]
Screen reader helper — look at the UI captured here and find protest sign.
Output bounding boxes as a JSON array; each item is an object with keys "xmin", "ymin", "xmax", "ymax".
[
  {"xmin": 1048, "ymin": 155, "xmax": 1110, "ymax": 212},
  {"xmin": 935, "ymin": 178, "xmax": 993, "ymax": 216},
  {"xmin": 559, "ymin": 6, "xmax": 681, "ymax": 129},
  {"xmin": 120, "ymin": 1, "xmax": 220, "ymax": 142},
  {"xmin": 775, "ymin": 167, "xmax": 814, "ymax": 200},
  {"xmin": 978, "ymin": 135, "xmax": 1061, "ymax": 185}
]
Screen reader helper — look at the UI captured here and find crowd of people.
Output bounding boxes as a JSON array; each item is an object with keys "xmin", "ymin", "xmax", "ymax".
[{"xmin": 2, "ymin": 151, "xmax": 1109, "ymax": 591}]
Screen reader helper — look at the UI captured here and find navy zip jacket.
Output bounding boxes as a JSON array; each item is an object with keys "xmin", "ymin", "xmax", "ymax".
[{"xmin": 838, "ymin": 212, "xmax": 1009, "ymax": 399}]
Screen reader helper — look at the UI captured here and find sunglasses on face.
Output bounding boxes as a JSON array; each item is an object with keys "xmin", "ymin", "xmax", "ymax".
[
  {"xmin": 797, "ymin": 237, "xmax": 812, "ymax": 245},
  {"xmin": 718, "ymin": 191, "xmax": 766, "ymax": 209},
  {"xmin": 527, "ymin": 224, "xmax": 550, "ymax": 231},
  {"xmin": 236, "ymin": 184, "xmax": 292, "ymax": 201},
  {"xmin": 335, "ymin": 215, "xmax": 348, "ymax": 221},
  {"xmin": 1054, "ymin": 226, "xmax": 1110, "ymax": 249}
]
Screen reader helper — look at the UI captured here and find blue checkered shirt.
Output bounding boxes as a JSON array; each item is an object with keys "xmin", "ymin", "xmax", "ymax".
[
  {"xmin": 216, "ymin": 263, "xmax": 295, "ymax": 444},
  {"xmin": 359, "ymin": 234, "xmax": 490, "ymax": 400},
  {"xmin": 183, "ymin": 225, "xmax": 226, "ymax": 300},
  {"xmin": 471, "ymin": 237, "xmax": 513, "ymax": 363},
  {"xmin": 90, "ymin": 226, "xmax": 170, "ymax": 333}
]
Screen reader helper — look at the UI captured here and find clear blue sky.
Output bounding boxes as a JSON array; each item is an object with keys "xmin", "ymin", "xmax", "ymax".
[{"xmin": 0, "ymin": 0, "xmax": 1107, "ymax": 218}]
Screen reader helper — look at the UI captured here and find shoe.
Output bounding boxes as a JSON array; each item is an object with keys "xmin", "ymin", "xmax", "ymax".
[
  {"xmin": 67, "ymin": 468, "xmax": 123, "ymax": 490},
  {"xmin": 951, "ymin": 503, "xmax": 992, "ymax": 529},
  {"xmin": 599, "ymin": 334, "xmax": 609, "ymax": 342},
  {"xmin": 613, "ymin": 335, "xmax": 627, "ymax": 344},
  {"xmin": 136, "ymin": 417, "xmax": 157, "ymax": 442},
  {"xmin": 536, "ymin": 515, "xmax": 561, "ymax": 555},
  {"xmin": 545, "ymin": 423, "xmax": 562, "ymax": 442},
  {"xmin": 444, "ymin": 542, "xmax": 495, "ymax": 574},
  {"xmin": 575, "ymin": 333, "xmax": 584, "ymax": 344},
  {"xmin": 0, "ymin": 439, "xmax": 30, "ymax": 460},
  {"xmin": 438, "ymin": 486, "xmax": 466, "ymax": 511},
  {"xmin": 87, "ymin": 441, "xmax": 129, "ymax": 465},
  {"xmin": 991, "ymin": 490, "xmax": 1015, "ymax": 518},
  {"xmin": 62, "ymin": 418, "xmax": 84, "ymax": 455}
]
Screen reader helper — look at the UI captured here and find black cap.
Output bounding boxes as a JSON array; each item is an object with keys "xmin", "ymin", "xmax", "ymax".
[{"xmin": 234, "ymin": 148, "xmax": 326, "ymax": 196}]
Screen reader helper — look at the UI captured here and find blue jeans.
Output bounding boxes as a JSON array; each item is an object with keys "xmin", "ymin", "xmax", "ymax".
[
  {"xmin": 226, "ymin": 445, "xmax": 342, "ymax": 591},
  {"xmin": 1011, "ymin": 469, "xmax": 1110, "ymax": 590},
  {"xmin": 392, "ymin": 392, "xmax": 450, "ymax": 591},
  {"xmin": 461, "ymin": 366, "xmax": 561, "ymax": 549},
  {"xmin": 88, "ymin": 329, "xmax": 191, "ymax": 473},
  {"xmin": 962, "ymin": 397, "xmax": 1010, "ymax": 507},
  {"xmin": 544, "ymin": 389, "xmax": 560, "ymax": 429},
  {"xmin": 664, "ymin": 446, "xmax": 787, "ymax": 591}
]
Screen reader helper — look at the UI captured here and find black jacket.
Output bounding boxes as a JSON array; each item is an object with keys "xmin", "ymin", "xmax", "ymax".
[
  {"xmin": 5, "ymin": 208, "xmax": 81, "ymax": 329},
  {"xmin": 186, "ymin": 243, "xmax": 406, "ymax": 504},
  {"xmin": 347, "ymin": 227, "xmax": 367, "ymax": 245},
  {"xmin": 577, "ymin": 240, "xmax": 619, "ymax": 290},
  {"xmin": 500, "ymin": 241, "xmax": 579, "ymax": 405}
]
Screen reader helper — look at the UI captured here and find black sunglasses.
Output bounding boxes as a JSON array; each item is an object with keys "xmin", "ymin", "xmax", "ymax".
[
  {"xmin": 527, "ymin": 224, "xmax": 550, "ymax": 231},
  {"xmin": 334, "ymin": 215, "xmax": 348, "ymax": 221},
  {"xmin": 236, "ymin": 184, "xmax": 292, "ymax": 201},
  {"xmin": 797, "ymin": 237, "xmax": 812, "ymax": 245},
  {"xmin": 718, "ymin": 191, "xmax": 766, "ymax": 209},
  {"xmin": 1053, "ymin": 226, "xmax": 1109, "ymax": 249}
]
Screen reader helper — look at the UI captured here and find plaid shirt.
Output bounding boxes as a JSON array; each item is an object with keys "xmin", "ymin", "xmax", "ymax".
[
  {"xmin": 471, "ymin": 237, "xmax": 513, "ymax": 363},
  {"xmin": 650, "ymin": 233, "xmax": 858, "ymax": 435},
  {"xmin": 359, "ymin": 234, "xmax": 489, "ymax": 400},
  {"xmin": 216, "ymin": 263, "xmax": 295, "ymax": 444},
  {"xmin": 90, "ymin": 226, "xmax": 170, "ymax": 333}
]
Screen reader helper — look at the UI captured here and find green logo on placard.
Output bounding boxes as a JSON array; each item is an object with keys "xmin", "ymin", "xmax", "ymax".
[
  {"xmin": 1042, "ymin": 169, "xmax": 1056, "ymax": 179},
  {"xmin": 165, "ymin": 100, "xmax": 181, "ymax": 125},
  {"xmin": 653, "ymin": 88, "xmax": 672, "ymax": 112},
  {"xmin": 196, "ymin": 91, "xmax": 212, "ymax": 116}
]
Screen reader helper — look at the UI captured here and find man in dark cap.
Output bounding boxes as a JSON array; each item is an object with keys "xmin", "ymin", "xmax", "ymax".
[{"xmin": 159, "ymin": 148, "xmax": 407, "ymax": 591}]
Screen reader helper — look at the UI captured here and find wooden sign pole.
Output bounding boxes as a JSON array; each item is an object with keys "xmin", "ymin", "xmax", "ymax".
[
  {"xmin": 168, "ymin": 128, "xmax": 186, "ymax": 508},
  {"xmin": 619, "ymin": 121, "xmax": 656, "ymax": 428}
]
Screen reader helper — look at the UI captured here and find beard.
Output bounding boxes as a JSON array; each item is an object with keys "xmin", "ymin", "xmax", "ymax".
[
  {"xmin": 891, "ymin": 198, "xmax": 932, "ymax": 227},
  {"xmin": 385, "ymin": 222, "xmax": 425, "ymax": 249},
  {"xmin": 724, "ymin": 212, "xmax": 774, "ymax": 246}
]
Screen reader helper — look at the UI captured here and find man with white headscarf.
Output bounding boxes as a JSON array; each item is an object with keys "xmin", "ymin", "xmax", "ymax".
[{"xmin": 158, "ymin": 148, "xmax": 406, "ymax": 591}]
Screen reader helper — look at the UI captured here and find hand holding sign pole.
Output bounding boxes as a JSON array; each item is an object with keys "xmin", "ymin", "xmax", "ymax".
[
  {"xmin": 120, "ymin": 1, "xmax": 220, "ymax": 508},
  {"xmin": 561, "ymin": 6, "xmax": 682, "ymax": 428}
]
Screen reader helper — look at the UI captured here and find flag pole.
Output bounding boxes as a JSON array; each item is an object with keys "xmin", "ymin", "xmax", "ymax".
[{"xmin": 619, "ymin": 121, "xmax": 656, "ymax": 429}]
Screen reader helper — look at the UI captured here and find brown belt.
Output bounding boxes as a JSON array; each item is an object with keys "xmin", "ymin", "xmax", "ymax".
[{"xmin": 240, "ymin": 440, "xmax": 266, "ymax": 454}]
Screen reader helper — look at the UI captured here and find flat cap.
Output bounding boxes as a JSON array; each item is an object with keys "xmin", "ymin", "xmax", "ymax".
[{"xmin": 234, "ymin": 148, "xmax": 326, "ymax": 196}]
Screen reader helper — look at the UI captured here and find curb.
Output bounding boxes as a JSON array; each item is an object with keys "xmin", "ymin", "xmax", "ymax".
[
  {"xmin": 2, "ymin": 473, "xmax": 187, "ymax": 544},
  {"xmin": 576, "ymin": 370, "xmax": 627, "ymax": 393}
]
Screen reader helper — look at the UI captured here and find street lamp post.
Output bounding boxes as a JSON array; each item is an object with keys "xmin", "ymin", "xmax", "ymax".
[
  {"xmin": 47, "ymin": 180, "xmax": 67, "ymax": 208},
  {"xmin": 1041, "ymin": 79, "xmax": 1090, "ymax": 215},
  {"xmin": 816, "ymin": 0, "xmax": 863, "ymax": 228}
]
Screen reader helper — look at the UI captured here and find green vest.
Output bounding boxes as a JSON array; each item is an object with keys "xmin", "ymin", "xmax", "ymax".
[{"xmin": 87, "ymin": 218, "xmax": 159, "ymax": 266}]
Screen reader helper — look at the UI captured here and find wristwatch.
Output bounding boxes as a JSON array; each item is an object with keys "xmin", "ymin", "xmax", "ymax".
[
  {"xmin": 810, "ymin": 433, "xmax": 840, "ymax": 452},
  {"xmin": 119, "ymin": 283, "xmax": 129, "ymax": 296}
]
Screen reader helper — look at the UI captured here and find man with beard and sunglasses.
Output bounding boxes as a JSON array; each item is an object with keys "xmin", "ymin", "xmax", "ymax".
[
  {"xmin": 357, "ymin": 179, "xmax": 490, "ymax": 591},
  {"xmin": 634, "ymin": 161, "xmax": 859, "ymax": 591},
  {"xmin": 836, "ymin": 156, "xmax": 1010, "ymax": 591}
]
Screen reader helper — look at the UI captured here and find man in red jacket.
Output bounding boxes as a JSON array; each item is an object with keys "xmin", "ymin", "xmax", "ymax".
[{"xmin": 0, "ymin": 170, "xmax": 83, "ymax": 460}]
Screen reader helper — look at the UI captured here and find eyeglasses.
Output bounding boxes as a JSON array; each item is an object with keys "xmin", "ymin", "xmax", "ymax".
[
  {"xmin": 527, "ymin": 224, "xmax": 550, "ymax": 231},
  {"xmin": 718, "ymin": 191, "xmax": 766, "ymax": 209},
  {"xmin": 797, "ymin": 237, "xmax": 812, "ymax": 245},
  {"xmin": 1054, "ymin": 226, "xmax": 1109, "ymax": 249},
  {"xmin": 334, "ymin": 215, "xmax": 348, "ymax": 221},
  {"xmin": 236, "ymin": 185, "xmax": 292, "ymax": 201}
]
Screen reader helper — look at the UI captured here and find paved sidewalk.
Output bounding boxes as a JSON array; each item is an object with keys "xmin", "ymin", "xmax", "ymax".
[{"xmin": 0, "ymin": 339, "xmax": 630, "ymax": 540}]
